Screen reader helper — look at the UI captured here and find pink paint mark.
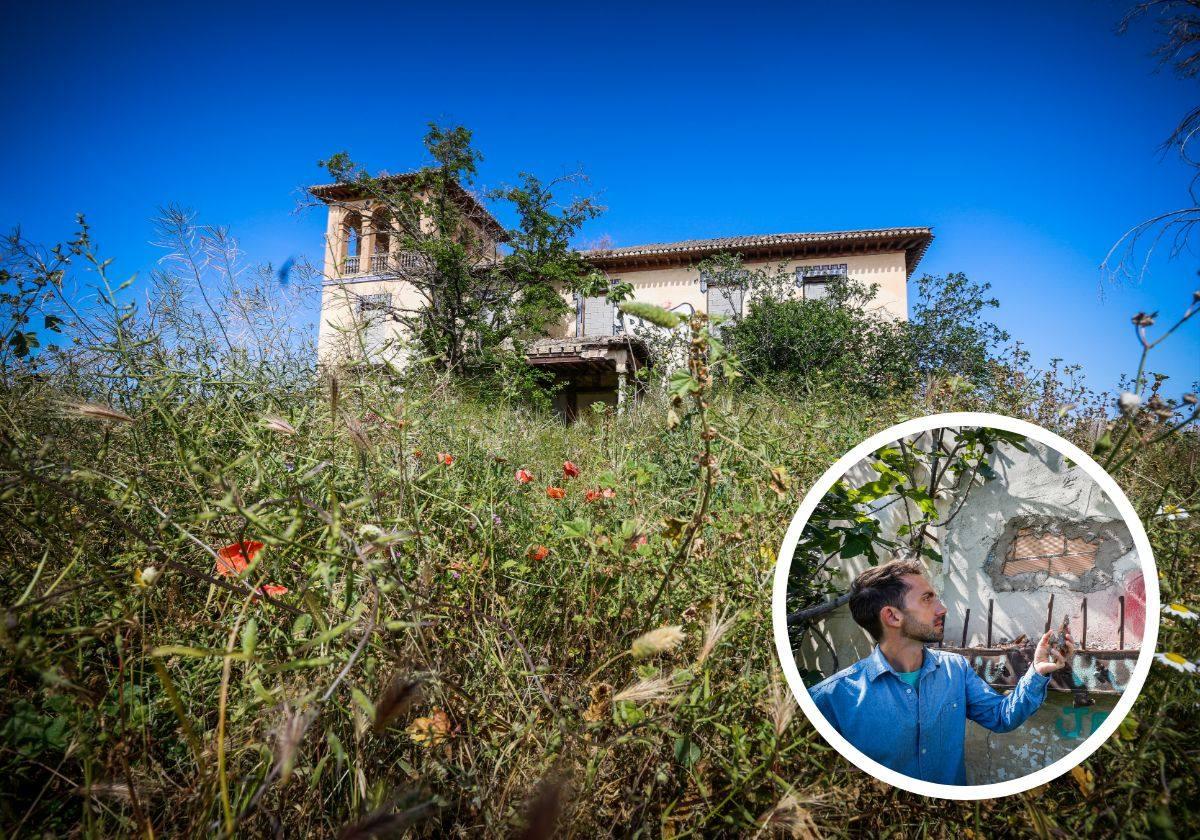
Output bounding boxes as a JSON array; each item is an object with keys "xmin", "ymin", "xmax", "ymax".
[{"xmin": 1123, "ymin": 570, "xmax": 1145, "ymax": 644}]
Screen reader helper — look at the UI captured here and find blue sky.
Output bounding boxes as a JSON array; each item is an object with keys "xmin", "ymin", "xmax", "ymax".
[{"xmin": 3, "ymin": 0, "xmax": 1198, "ymax": 395}]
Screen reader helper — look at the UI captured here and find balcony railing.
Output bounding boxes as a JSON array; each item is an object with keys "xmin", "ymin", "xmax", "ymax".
[{"xmin": 339, "ymin": 251, "xmax": 422, "ymax": 278}]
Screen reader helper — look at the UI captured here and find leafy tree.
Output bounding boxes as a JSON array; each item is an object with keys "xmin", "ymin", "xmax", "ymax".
[
  {"xmin": 906, "ymin": 272, "xmax": 1010, "ymax": 384},
  {"xmin": 720, "ymin": 263, "xmax": 916, "ymax": 397},
  {"xmin": 318, "ymin": 124, "xmax": 605, "ymax": 375}
]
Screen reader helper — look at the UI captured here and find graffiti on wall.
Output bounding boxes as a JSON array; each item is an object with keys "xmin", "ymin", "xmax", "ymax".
[{"xmin": 945, "ymin": 646, "xmax": 1137, "ymax": 695}]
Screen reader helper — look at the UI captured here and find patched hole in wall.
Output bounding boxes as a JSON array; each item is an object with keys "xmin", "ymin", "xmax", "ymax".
[
  {"xmin": 1002, "ymin": 529, "xmax": 1100, "ymax": 577},
  {"xmin": 985, "ymin": 516, "xmax": 1133, "ymax": 593}
]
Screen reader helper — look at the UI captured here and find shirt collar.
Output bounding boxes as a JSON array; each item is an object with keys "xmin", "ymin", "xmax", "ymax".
[{"xmin": 864, "ymin": 644, "xmax": 943, "ymax": 682}]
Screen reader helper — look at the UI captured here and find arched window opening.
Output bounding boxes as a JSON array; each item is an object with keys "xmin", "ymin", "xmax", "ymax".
[
  {"xmin": 371, "ymin": 210, "xmax": 392, "ymax": 274},
  {"xmin": 342, "ymin": 212, "xmax": 363, "ymax": 275}
]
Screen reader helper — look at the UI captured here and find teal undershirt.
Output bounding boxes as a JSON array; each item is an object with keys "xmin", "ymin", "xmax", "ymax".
[{"xmin": 897, "ymin": 670, "xmax": 921, "ymax": 689}]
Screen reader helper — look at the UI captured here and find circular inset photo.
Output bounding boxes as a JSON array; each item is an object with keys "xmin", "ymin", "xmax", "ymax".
[{"xmin": 771, "ymin": 412, "xmax": 1158, "ymax": 799}]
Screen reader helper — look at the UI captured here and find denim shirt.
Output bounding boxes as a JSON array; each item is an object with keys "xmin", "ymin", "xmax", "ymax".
[{"xmin": 808, "ymin": 645, "xmax": 1050, "ymax": 785}]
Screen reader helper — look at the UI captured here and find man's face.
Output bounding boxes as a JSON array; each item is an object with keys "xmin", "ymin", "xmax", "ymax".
[{"xmin": 894, "ymin": 573, "xmax": 947, "ymax": 643}]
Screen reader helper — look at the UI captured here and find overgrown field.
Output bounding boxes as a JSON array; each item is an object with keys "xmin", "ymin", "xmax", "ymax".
[{"xmin": 2, "ymin": 360, "xmax": 1198, "ymax": 837}]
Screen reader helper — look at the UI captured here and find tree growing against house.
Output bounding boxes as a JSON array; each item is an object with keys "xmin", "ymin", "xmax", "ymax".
[{"xmin": 317, "ymin": 124, "xmax": 606, "ymax": 375}]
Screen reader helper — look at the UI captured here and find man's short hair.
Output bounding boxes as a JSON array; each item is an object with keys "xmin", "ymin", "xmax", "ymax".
[{"xmin": 849, "ymin": 558, "xmax": 926, "ymax": 641}]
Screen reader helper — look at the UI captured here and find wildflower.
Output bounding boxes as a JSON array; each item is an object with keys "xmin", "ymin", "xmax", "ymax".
[
  {"xmin": 436, "ymin": 452, "xmax": 454, "ymax": 466},
  {"xmin": 412, "ymin": 449, "xmax": 423, "ymax": 459},
  {"xmin": 492, "ymin": 514, "xmax": 503, "ymax": 528},
  {"xmin": 216, "ymin": 540, "xmax": 264, "ymax": 577},
  {"xmin": 562, "ymin": 460, "xmax": 581, "ymax": 479},
  {"xmin": 1117, "ymin": 392, "xmax": 1141, "ymax": 415},
  {"xmin": 585, "ymin": 489, "xmax": 602, "ymax": 503},
  {"xmin": 1131, "ymin": 311, "xmax": 1157, "ymax": 327},
  {"xmin": 1163, "ymin": 603, "xmax": 1199, "ymax": 621},
  {"xmin": 1154, "ymin": 652, "xmax": 1198, "ymax": 673},
  {"xmin": 631, "ymin": 625, "xmax": 685, "ymax": 659},
  {"xmin": 613, "ymin": 676, "xmax": 681, "ymax": 704},
  {"xmin": 528, "ymin": 545, "xmax": 549, "ymax": 561},
  {"xmin": 259, "ymin": 583, "xmax": 289, "ymax": 598},
  {"xmin": 261, "ymin": 415, "xmax": 297, "ymax": 436},
  {"xmin": 515, "ymin": 468, "xmax": 534, "ymax": 484},
  {"xmin": 59, "ymin": 400, "xmax": 134, "ymax": 424},
  {"xmin": 135, "ymin": 566, "xmax": 161, "ymax": 588},
  {"xmin": 626, "ymin": 533, "xmax": 648, "ymax": 551},
  {"xmin": 546, "ymin": 486, "xmax": 565, "ymax": 500},
  {"xmin": 1156, "ymin": 504, "xmax": 1190, "ymax": 521},
  {"xmin": 601, "ymin": 487, "xmax": 616, "ymax": 500},
  {"xmin": 407, "ymin": 708, "xmax": 453, "ymax": 747}
]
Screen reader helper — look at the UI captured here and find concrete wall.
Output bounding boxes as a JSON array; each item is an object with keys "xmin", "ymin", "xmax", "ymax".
[{"xmin": 793, "ymin": 430, "xmax": 1143, "ymax": 784}]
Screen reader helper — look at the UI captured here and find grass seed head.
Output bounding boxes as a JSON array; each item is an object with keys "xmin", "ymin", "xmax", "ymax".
[
  {"xmin": 59, "ymin": 400, "xmax": 134, "ymax": 424},
  {"xmin": 631, "ymin": 625, "xmax": 685, "ymax": 659},
  {"xmin": 613, "ymin": 675, "xmax": 681, "ymax": 704}
]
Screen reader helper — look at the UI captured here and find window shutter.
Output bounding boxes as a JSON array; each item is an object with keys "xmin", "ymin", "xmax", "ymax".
[
  {"xmin": 581, "ymin": 295, "xmax": 613, "ymax": 336},
  {"xmin": 357, "ymin": 293, "xmax": 393, "ymax": 360}
]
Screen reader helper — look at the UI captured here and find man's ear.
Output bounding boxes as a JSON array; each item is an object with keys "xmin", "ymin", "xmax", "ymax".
[{"xmin": 880, "ymin": 606, "xmax": 903, "ymax": 631}]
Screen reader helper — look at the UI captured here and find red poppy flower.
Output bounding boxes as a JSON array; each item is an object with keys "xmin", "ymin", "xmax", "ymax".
[
  {"xmin": 259, "ymin": 583, "xmax": 289, "ymax": 598},
  {"xmin": 515, "ymin": 468, "xmax": 534, "ymax": 484},
  {"xmin": 562, "ymin": 460, "xmax": 581, "ymax": 479},
  {"xmin": 528, "ymin": 545, "xmax": 549, "ymax": 561},
  {"xmin": 412, "ymin": 449, "xmax": 423, "ymax": 459},
  {"xmin": 585, "ymin": 488, "xmax": 601, "ymax": 503},
  {"xmin": 216, "ymin": 540, "xmax": 263, "ymax": 577},
  {"xmin": 436, "ymin": 452, "xmax": 454, "ymax": 466},
  {"xmin": 601, "ymin": 488, "xmax": 616, "ymax": 500},
  {"xmin": 546, "ymin": 486, "xmax": 565, "ymax": 500},
  {"xmin": 627, "ymin": 534, "xmax": 648, "ymax": 551}
]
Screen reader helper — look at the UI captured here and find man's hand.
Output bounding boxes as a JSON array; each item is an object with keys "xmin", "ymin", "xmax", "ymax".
[{"xmin": 1033, "ymin": 629, "xmax": 1076, "ymax": 676}]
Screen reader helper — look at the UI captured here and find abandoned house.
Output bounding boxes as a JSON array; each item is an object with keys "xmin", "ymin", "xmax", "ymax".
[{"xmin": 310, "ymin": 175, "xmax": 933, "ymax": 418}]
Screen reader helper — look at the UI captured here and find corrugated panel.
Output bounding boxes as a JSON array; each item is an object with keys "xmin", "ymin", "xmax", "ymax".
[{"xmin": 581, "ymin": 296, "xmax": 612, "ymax": 336}]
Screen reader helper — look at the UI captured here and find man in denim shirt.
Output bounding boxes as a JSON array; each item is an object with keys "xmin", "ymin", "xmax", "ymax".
[{"xmin": 809, "ymin": 559, "xmax": 1075, "ymax": 785}]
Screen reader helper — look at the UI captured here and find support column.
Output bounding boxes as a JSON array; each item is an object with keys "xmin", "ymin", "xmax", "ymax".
[{"xmin": 616, "ymin": 361, "xmax": 627, "ymax": 413}]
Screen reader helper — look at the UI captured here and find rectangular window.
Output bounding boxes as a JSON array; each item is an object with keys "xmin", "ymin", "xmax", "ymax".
[
  {"xmin": 578, "ymin": 294, "xmax": 614, "ymax": 336},
  {"xmin": 701, "ymin": 270, "xmax": 747, "ymax": 325},
  {"xmin": 356, "ymin": 292, "xmax": 393, "ymax": 360},
  {"xmin": 796, "ymin": 263, "xmax": 848, "ymax": 300}
]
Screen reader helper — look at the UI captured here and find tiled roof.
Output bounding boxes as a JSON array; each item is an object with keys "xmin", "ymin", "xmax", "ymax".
[
  {"xmin": 308, "ymin": 172, "xmax": 507, "ymax": 241},
  {"xmin": 582, "ymin": 227, "xmax": 933, "ymax": 276}
]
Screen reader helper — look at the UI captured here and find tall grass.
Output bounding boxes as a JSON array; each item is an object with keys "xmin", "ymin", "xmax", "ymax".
[{"xmin": 1, "ymin": 221, "xmax": 1198, "ymax": 837}]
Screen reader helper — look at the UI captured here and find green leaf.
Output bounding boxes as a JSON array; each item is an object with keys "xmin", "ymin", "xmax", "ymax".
[
  {"xmin": 562, "ymin": 517, "xmax": 592, "ymax": 540},
  {"xmin": 241, "ymin": 618, "xmax": 258, "ymax": 659},
  {"xmin": 43, "ymin": 314, "xmax": 65, "ymax": 332},
  {"xmin": 673, "ymin": 734, "xmax": 701, "ymax": 767}
]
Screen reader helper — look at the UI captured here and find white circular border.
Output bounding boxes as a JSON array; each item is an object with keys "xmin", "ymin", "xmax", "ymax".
[{"xmin": 770, "ymin": 412, "xmax": 1160, "ymax": 800}]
